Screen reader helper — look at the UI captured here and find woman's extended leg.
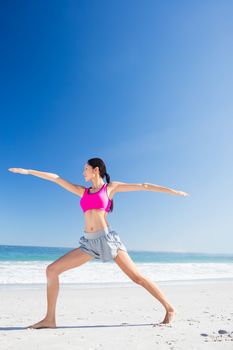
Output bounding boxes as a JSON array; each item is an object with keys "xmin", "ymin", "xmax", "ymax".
[
  {"xmin": 27, "ymin": 247, "xmax": 94, "ymax": 329},
  {"xmin": 114, "ymin": 249, "xmax": 176, "ymax": 324}
]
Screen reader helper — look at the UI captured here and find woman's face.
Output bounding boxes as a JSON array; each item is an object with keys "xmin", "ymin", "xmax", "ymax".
[{"xmin": 83, "ymin": 163, "xmax": 96, "ymax": 182}]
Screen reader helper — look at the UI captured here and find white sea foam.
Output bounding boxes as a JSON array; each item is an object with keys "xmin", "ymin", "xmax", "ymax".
[{"xmin": 0, "ymin": 261, "xmax": 233, "ymax": 284}]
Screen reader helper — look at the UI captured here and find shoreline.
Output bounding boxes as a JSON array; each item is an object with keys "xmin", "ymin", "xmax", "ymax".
[{"xmin": 0, "ymin": 277, "xmax": 233, "ymax": 290}]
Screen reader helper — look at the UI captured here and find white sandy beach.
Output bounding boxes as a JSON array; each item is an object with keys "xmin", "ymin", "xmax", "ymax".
[{"xmin": 1, "ymin": 280, "xmax": 233, "ymax": 350}]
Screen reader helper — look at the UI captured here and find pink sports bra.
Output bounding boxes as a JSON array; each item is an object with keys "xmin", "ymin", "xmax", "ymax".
[{"xmin": 80, "ymin": 183, "xmax": 112, "ymax": 213}]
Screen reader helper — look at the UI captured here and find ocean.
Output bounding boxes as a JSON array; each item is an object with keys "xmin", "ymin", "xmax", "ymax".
[{"xmin": 1, "ymin": 245, "xmax": 233, "ymax": 286}]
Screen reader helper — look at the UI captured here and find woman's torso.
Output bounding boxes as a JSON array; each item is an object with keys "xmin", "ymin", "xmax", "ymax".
[{"xmin": 80, "ymin": 183, "xmax": 114, "ymax": 233}]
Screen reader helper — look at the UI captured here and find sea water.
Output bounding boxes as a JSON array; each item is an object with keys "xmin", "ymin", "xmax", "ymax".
[{"xmin": 0, "ymin": 245, "xmax": 233, "ymax": 286}]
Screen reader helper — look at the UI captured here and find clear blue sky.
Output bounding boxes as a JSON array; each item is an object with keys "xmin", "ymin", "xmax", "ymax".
[{"xmin": 1, "ymin": 1, "xmax": 232, "ymax": 253}]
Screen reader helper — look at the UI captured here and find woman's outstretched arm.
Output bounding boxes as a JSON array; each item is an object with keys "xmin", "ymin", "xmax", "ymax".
[
  {"xmin": 8, "ymin": 168, "xmax": 59, "ymax": 181},
  {"xmin": 111, "ymin": 181, "xmax": 190, "ymax": 197},
  {"xmin": 8, "ymin": 168, "xmax": 84, "ymax": 196},
  {"xmin": 142, "ymin": 182, "xmax": 190, "ymax": 196}
]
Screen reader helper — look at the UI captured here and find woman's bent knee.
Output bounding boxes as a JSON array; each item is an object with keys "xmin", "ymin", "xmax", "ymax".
[
  {"xmin": 131, "ymin": 274, "xmax": 146, "ymax": 285},
  {"xmin": 46, "ymin": 264, "xmax": 59, "ymax": 277}
]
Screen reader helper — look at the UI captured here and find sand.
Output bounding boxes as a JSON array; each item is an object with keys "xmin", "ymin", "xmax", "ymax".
[{"xmin": 1, "ymin": 280, "xmax": 233, "ymax": 350}]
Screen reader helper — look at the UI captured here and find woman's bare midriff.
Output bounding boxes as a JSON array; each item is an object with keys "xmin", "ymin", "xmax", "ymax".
[{"xmin": 83, "ymin": 210, "xmax": 110, "ymax": 233}]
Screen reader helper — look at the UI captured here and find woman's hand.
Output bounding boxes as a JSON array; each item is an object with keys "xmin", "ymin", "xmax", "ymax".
[
  {"xmin": 172, "ymin": 190, "xmax": 190, "ymax": 197},
  {"xmin": 8, "ymin": 168, "xmax": 29, "ymax": 175}
]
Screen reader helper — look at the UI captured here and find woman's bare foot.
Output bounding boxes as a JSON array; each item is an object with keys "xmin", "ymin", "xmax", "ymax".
[
  {"xmin": 160, "ymin": 308, "xmax": 176, "ymax": 324},
  {"xmin": 27, "ymin": 318, "xmax": 56, "ymax": 329}
]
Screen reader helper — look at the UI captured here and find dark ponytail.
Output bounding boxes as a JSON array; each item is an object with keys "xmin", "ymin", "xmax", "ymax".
[
  {"xmin": 105, "ymin": 172, "xmax": 110, "ymax": 184},
  {"xmin": 87, "ymin": 158, "xmax": 114, "ymax": 213}
]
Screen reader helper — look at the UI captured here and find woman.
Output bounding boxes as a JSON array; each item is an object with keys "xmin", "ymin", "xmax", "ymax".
[{"xmin": 8, "ymin": 157, "xmax": 189, "ymax": 329}]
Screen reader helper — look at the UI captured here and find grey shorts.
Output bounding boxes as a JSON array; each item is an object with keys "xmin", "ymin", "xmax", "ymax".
[{"xmin": 78, "ymin": 226, "xmax": 127, "ymax": 262}]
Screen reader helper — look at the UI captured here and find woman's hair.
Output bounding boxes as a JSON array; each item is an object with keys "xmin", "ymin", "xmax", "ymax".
[{"xmin": 87, "ymin": 157, "xmax": 114, "ymax": 213}]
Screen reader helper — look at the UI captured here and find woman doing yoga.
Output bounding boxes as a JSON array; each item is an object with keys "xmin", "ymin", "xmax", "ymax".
[{"xmin": 8, "ymin": 157, "xmax": 190, "ymax": 329}]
